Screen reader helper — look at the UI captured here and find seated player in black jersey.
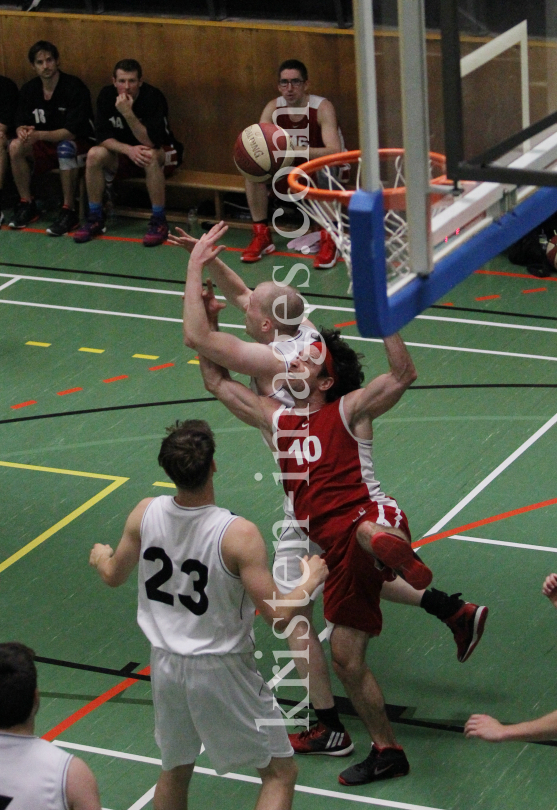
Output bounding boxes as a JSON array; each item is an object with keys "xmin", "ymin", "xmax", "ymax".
[
  {"xmin": 0, "ymin": 74, "xmax": 18, "ymax": 226},
  {"xmin": 8, "ymin": 41, "xmax": 94, "ymax": 236},
  {"xmin": 74, "ymin": 59, "xmax": 183, "ymax": 248}
]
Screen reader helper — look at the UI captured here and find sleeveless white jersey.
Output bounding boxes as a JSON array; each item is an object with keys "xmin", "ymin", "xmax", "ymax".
[
  {"xmin": 0, "ymin": 732, "xmax": 72, "ymax": 810},
  {"xmin": 138, "ymin": 497, "xmax": 255, "ymax": 656},
  {"xmin": 250, "ymin": 323, "xmax": 321, "ymax": 407}
]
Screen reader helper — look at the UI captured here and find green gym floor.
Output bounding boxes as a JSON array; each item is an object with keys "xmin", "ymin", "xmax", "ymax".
[{"xmin": 1, "ymin": 209, "xmax": 557, "ymax": 810}]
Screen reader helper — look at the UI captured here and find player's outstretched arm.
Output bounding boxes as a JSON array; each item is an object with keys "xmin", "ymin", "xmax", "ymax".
[
  {"xmin": 344, "ymin": 333, "xmax": 417, "ymax": 432},
  {"xmin": 89, "ymin": 498, "xmax": 152, "ymax": 587},
  {"xmin": 199, "ymin": 353, "xmax": 277, "ymax": 440},
  {"xmin": 222, "ymin": 518, "xmax": 328, "ymax": 626},
  {"xmin": 184, "ymin": 231, "xmax": 286, "ymax": 379},
  {"xmin": 168, "ymin": 223, "xmax": 252, "ymax": 311},
  {"xmin": 542, "ymin": 573, "xmax": 557, "ymax": 607},
  {"xmin": 465, "ymin": 710, "xmax": 557, "ymax": 742},
  {"xmin": 65, "ymin": 756, "xmax": 102, "ymax": 810}
]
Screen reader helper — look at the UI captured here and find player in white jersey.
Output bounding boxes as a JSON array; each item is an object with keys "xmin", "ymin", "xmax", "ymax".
[
  {"xmin": 0, "ymin": 642, "xmax": 101, "ymax": 810},
  {"xmin": 90, "ymin": 419, "xmax": 327, "ymax": 810}
]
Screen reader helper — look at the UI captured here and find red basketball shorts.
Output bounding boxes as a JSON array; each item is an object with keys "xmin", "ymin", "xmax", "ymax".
[{"xmin": 322, "ymin": 500, "xmax": 411, "ymax": 636}]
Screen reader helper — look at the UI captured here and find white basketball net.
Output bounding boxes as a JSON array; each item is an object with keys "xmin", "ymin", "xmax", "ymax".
[{"xmin": 291, "ymin": 154, "xmax": 447, "ymax": 291}]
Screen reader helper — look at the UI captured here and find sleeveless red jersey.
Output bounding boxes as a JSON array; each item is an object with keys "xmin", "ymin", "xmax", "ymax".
[
  {"xmin": 274, "ymin": 94, "xmax": 326, "ymax": 150},
  {"xmin": 274, "ymin": 397, "xmax": 404, "ymax": 554}
]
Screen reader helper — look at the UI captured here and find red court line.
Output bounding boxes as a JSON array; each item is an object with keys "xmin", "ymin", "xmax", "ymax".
[
  {"xmin": 334, "ymin": 320, "xmax": 357, "ymax": 328},
  {"xmin": 413, "ymin": 496, "xmax": 557, "ymax": 549},
  {"xmin": 10, "ymin": 400, "xmax": 37, "ymax": 410},
  {"xmin": 149, "ymin": 362, "xmax": 174, "ymax": 371},
  {"xmin": 42, "ymin": 665, "xmax": 151, "ymax": 742},
  {"xmin": 441, "ymin": 302, "xmax": 455, "ymax": 306},
  {"xmin": 475, "ymin": 295, "xmax": 500, "ymax": 301},
  {"xmin": 103, "ymin": 375, "xmax": 129, "ymax": 383},
  {"xmin": 475, "ymin": 269, "xmax": 557, "ymax": 282},
  {"xmin": 522, "ymin": 288, "xmax": 547, "ymax": 294},
  {"xmin": 57, "ymin": 387, "xmax": 83, "ymax": 396}
]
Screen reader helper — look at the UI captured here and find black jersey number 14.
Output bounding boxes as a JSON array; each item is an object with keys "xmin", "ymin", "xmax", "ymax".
[{"xmin": 143, "ymin": 547, "xmax": 209, "ymax": 615}]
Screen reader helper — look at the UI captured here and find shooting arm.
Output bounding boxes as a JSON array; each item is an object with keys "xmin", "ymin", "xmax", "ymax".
[
  {"xmin": 89, "ymin": 498, "xmax": 151, "ymax": 586},
  {"xmin": 344, "ymin": 333, "xmax": 417, "ymax": 430},
  {"xmin": 199, "ymin": 353, "xmax": 276, "ymax": 436}
]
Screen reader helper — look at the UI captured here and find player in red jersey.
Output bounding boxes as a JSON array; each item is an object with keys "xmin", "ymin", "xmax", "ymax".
[
  {"xmin": 197, "ymin": 304, "xmax": 430, "ymax": 784},
  {"xmin": 241, "ymin": 59, "xmax": 342, "ymax": 269}
]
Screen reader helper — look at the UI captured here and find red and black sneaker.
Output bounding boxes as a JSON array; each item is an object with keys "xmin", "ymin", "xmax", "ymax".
[
  {"xmin": 445, "ymin": 602, "xmax": 488, "ymax": 662},
  {"xmin": 289, "ymin": 722, "xmax": 354, "ymax": 756},
  {"xmin": 241, "ymin": 223, "xmax": 275, "ymax": 262},
  {"xmin": 339, "ymin": 744, "xmax": 409, "ymax": 786}
]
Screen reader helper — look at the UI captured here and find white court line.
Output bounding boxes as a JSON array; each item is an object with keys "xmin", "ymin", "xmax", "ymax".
[
  {"xmin": 0, "ymin": 276, "xmax": 21, "ymax": 292},
  {"xmin": 424, "ymin": 411, "xmax": 557, "ymax": 536},
  {"xmin": 54, "ymin": 741, "xmax": 443, "ymax": 810},
  {"xmin": 346, "ymin": 335, "xmax": 557, "ymax": 363},
  {"xmin": 451, "ymin": 534, "xmax": 557, "ymax": 552},
  {"xmin": 3, "ymin": 297, "xmax": 557, "ymax": 363},
  {"xmin": 127, "ymin": 786, "xmax": 155, "ymax": 810},
  {"xmin": 6, "ymin": 272, "xmax": 557, "ymax": 335}
]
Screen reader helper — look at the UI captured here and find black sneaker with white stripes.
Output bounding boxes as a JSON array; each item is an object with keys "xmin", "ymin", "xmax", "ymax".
[{"xmin": 289, "ymin": 722, "xmax": 354, "ymax": 756}]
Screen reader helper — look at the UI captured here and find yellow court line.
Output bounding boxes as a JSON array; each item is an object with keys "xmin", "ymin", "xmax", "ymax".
[
  {"xmin": 153, "ymin": 481, "xmax": 175, "ymax": 488},
  {"xmin": 79, "ymin": 347, "xmax": 105, "ymax": 354},
  {"xmin": 187, "ymin": 359, "xmax": 200, "ymax": 365},
  {"xmin": 133, "ymin": 354, "xmax": 159, "ymax": 360},
  {"xmin": 0, "ymin": 461, "xmax": 124, "ymax": 480},
  {"xmin": 26, "ymin": 341, "xmax": 51, "ymax": 347},
  {"xmin": 0, "ymin": 477, "xmax": 128, "ymax": 574}
]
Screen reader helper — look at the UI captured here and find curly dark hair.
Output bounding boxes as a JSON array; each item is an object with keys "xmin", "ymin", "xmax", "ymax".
[
  {"xmin": 317, "ymin": 327, "xmax": 364, "ymax": 402},
  {"xmin": 158, "ymin": 419, "xmax": 215, "ymax": 490},
  {"xmin": 0, "ymin": 642, "xmax": 36, "ymax": 728}
]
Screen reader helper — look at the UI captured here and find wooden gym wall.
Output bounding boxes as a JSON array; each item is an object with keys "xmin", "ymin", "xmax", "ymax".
[{"xmin": 0, "ymin": 11, "xmax": 555, "ymax": 175}]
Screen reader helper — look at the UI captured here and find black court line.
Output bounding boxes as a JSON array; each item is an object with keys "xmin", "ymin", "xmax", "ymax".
[
  {"xmin": 35, "ymin": 654, "xmax": 557, "ymax": 745},
  {"xmin": 0, "ymin": 262, "xmax": 353, "ymax": 301},
  {"xmin": 0, "ymin": 397, "xmax": 217, "ymax": 425}
]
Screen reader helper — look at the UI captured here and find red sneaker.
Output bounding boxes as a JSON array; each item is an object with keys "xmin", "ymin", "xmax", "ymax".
[
  {"xmin": 241, "ymin": 224, "xmax": 275, "ymax": 262},
  {"xmin": 445, "ymin": 602, "xmax": 488, "ymax": 662},
  {"xmin": 370, "ymin": 532, "xmax": 432, "ymax": 590},
  {"xmin": 314, "ymin": 229, "xmax": 338, "ymax": 269},
  {"xmin": 143, "ymin": 215, "xmax": 169, "ymax": 247},
  {"xmin": 289, "ymin": 722, "xmax": 354, "ymax": 756}
]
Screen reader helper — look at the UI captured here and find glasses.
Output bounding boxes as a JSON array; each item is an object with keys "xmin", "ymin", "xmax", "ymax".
[{"xmin": 279, "ymin": 79, "xmax": 304, "ymax": 87}]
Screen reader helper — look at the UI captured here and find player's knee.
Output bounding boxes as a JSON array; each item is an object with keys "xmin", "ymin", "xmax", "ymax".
[
  {"xmin": 86, "ymin": 145, "xmax": 108, "ymax": 168},
  {"xmin": 332, "ymin": 651, "xmax": 362, "ymax": 684},
  {"xmin": 9, "ymin": 138, "xmax": 23, "ymax": 157},
  {"xmin": 57, "ymin": 139, "xmax": 78, "ymax": 170},
  {"xmin": 260, "ymin": 755, "xmax": 297, "ymax": 786}
]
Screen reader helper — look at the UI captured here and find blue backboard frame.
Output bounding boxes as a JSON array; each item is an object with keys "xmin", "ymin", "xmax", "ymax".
[{"xmin": 350, "ymin": 185, "xmax": 557, "ymax": 337}]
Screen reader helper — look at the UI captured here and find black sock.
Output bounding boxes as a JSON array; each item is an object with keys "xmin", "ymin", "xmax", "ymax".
[
  {"xmin": 315, "ymin": 706, "xmax": 344, "ymax": 732},
  {"xmin": 253, "ymin": 218, "xmax": 268, "ymax": 226},
  {"xmin": 420, "ymin": 588, "xmax": 464, "ymax": 621}
]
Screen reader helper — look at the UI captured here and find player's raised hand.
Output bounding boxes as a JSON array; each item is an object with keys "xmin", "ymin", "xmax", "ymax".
[
  {"xmin": 89, "ymin": 543, "xmax": 114, "ymax": 568},
  {"xmin": 190, "ymin": 222, "xmax": 228, "ymax": 267},
  {"xmin": 168, "ymin": 226, "xmax": 197, "ymax": 252},
  {"xmin": 542, "ymin": 573, "xmax": 557, "ymax": 607},
  {"xmin": 464, "ymin": 714, "xmax": 505, "ymax": 742},
  {"xmin": 202, "ymin": 279, "xmax": 226, "ymax": 329}
]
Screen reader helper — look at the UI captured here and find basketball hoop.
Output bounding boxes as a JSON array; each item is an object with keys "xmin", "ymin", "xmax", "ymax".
[{"xmin": 287, "ymin": 149, "xmax": 448, "ymax": 289}]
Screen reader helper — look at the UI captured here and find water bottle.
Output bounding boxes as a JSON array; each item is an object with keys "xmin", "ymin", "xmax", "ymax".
[{"xmin": 187, "ymin": 207, "xmax": 199, "ymax": 238}]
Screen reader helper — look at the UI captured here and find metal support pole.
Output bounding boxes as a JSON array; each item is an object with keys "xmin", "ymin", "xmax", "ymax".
[{"xmin": 352, "ymin": 0, "xmax": 381, "ymax": 192}]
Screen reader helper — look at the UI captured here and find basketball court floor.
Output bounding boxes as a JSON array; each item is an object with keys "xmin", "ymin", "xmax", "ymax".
[{"xmin": 1, "ymin": 209, "xmax": 557, "ymax": 809}]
